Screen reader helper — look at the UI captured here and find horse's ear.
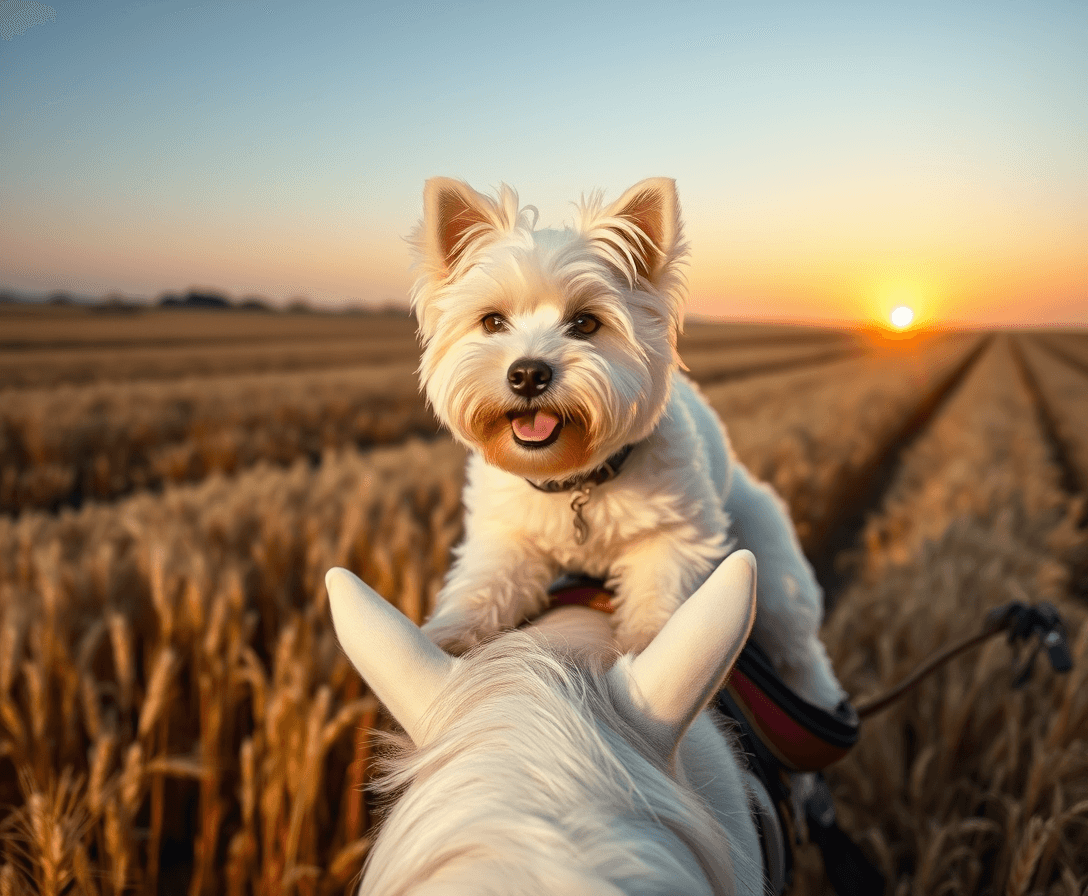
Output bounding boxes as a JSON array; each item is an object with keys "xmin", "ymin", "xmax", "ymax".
[
  {"xmin": 326, "ymin": 567, "xmax": 459, "ymax": 745},
  {"xmin": 608, "ymin": 551, "xmax": 756, "ymax": 757}
]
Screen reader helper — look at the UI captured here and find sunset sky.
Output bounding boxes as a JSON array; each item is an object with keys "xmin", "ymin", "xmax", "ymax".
[{"xmin": 2, "ymin": 0, "xmax": 1085, "ymax": 327}]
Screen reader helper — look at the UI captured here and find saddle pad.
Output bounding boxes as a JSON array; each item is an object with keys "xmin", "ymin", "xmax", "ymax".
[
  {"xmin": 724, "ymin": 640, "xmax": 858, "ymax": 772},
  {"xmin": 546, "ymin": 576, "xmax": 859, "ymax": 772}
]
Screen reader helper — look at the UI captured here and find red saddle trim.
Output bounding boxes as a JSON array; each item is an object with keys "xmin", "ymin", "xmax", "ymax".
[
  {"xmin": 548, "ymin": 583, "xmax": 615, "ymax": 614},
  {"xmin": 724, "ymin": 671, "xmax": 853, "ymax": 771},
  {"xmin": 547, "ymin": 578, "xmax": 858, "ymax": 772},
  {"xmin": 546, "ymin": 578, "xmax": 857, "ymax": 772}
]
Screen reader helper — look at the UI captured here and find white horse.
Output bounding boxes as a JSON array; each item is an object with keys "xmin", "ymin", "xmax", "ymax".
[{"xmin": 326, "ymin": 551, "xmax": 776, "ymax": 895}]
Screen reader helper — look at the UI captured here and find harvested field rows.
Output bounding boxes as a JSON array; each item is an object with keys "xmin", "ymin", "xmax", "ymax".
[
  {"xmin": 1037, "ymin": 332, "xmax": 1088, "ymax": 371},
  {"xmin": 0, "ymin": 307, "xmax": 417, "ymax": 348},
  {"xmin": 1, "ymin": 309, "xmax": 1084, "ymax": 895},
  {"xmin": 0, "ymin": 363, "xmax": 437, "ymax": 514},
  {"xmin": 795, "ymin": 337, "xmax": 1088, "ymax": 895},
  {"xmin": 679, "ymin": 320, "xmax": 860, "ymax": 350},
  {"xmin": 682, "ymin": 339, "xmax": 863, "ymax": 385},
  {"xmin": 704, "ymin": 333, "xmax": 983, "ymax": 552},
  {"xmin": 0, "ymin": 319, "xmax": 893, "ymax": 515},
  {"xmin": 1019, "ymin": 338, "xmax": 1088, "ymax": 490},
  {"xmin": 0, "ymin": 336, "xmax": 421, "ymax": 390},
  {"xmin": 0, "ymin": 308, "xmax": 420, "ymax": 389}
]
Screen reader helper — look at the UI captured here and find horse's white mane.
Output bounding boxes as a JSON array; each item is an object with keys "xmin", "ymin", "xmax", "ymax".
[
  {"xmin": 326, "ymin": 552, "xmax": 765, "ymax": 895},
  {"xmin": 363, "ymin": 634, "xmax": 733, "ymax": 895}
]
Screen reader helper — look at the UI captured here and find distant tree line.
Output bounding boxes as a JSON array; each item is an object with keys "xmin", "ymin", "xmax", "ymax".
[
  {"xmin": 158, "ymin": 290, "xmax": 268, "ymax": 310},
  {"xmin": 0, "ymin": 287, "xmax": 408, "ymax": 315}
]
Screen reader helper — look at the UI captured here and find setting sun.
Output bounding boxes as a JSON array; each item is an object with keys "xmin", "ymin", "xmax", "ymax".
[{"xmin": 890, "ymin": 305, "xmax": 915, "ymax": 329}]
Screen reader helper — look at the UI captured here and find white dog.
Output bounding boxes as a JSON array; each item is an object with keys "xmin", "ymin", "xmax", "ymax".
[{"xmin": 411, "ymin": 176, "xmax": 844, "ymax": 710}]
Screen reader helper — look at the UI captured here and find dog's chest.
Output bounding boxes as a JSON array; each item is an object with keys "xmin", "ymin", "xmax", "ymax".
[
  {"xmin": 466, "ymin": 402, "xmax": 730, "ymax": 575},
  {"xmin": 545, "ymin": 485, "xmax": 670, "ymax": 571},
  {"xmin": 504, "ymin": 471, "xmax": 717, "ymax": 578}
]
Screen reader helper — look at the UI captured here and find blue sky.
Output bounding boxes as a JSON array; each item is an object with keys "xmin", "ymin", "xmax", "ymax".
[{"xmin": 2, "ymin": 0, "xmax": 1086, "ymax": 324}]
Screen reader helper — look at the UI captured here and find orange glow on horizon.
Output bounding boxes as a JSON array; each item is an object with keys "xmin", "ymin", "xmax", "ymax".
[
  {"xmin": 689, "ymin": 248, "xmax": 1088, "ymax": 330},
  {"xmin": 4, "ymin": 200, "xmax": 1084, "ymax": 326}
]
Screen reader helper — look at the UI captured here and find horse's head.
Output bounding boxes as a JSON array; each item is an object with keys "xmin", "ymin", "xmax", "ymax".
[{"xmin": 326, "ymin": 552, "xmax": 757, "ymax": 895}]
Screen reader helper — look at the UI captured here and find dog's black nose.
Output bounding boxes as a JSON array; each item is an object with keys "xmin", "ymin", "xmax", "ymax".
[{"xmin": 507, "ymin": 358, "xmax": 552, "ymax": 397}]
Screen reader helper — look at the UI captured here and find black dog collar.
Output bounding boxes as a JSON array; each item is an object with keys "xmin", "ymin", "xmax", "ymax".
[
  {"xmin": 524, "ymin": 444, "xmax": 636, "ymax": 544},
  {"xmin": 525, "ymin": 443, "xmax": 634, "ymax": 494}
]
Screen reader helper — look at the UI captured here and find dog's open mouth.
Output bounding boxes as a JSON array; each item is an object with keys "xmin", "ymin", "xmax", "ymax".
[{"xmin": 509, "ymin": 409, "xmax": 563, "ymax": 449}]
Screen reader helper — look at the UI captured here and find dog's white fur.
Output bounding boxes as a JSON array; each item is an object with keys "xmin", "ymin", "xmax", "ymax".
[
  {"xmin": 411, "ymin": 177, "xmax": 844, "ymax": 710},
  {"xmin": 326, "ymin": 552, "xmax": 767, "ymax": 894}
]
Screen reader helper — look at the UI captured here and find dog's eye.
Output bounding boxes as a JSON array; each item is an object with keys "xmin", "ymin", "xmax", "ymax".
[
  {"xmin": 482, "ymin": 313, "xmax": 507, "ymax": 334},
  {"xmin": 569, "ymin": 313, "xmax": 600, "ymax": 337}
]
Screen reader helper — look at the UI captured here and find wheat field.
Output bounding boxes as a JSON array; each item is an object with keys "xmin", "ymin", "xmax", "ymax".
[{"xmin": 1, "ymin": 303, "xmax": 1086, "ymax": 895}]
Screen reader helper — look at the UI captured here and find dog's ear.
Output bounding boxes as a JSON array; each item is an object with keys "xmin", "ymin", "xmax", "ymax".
[
  {"xmin": 596, "ymin": 178, "xmax": 683, "ymax": 287},
  {"xmin": 421, "ymin": 178, "xmax": 502, "ymax": 279}
]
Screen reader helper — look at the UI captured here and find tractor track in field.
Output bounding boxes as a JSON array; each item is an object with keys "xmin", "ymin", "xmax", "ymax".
[
  {"xmin": 1034, "ymin": 333, "xmax": 1088, "ymax": 380},
  {"xmin": 1010, "ymin": 336, "xmax": 1087, "ymax": 509},
  {"xmin": 812, "ymin": 334, "xmax": 993, "ymax": 611},
  {"xmin": 1009, "ymin": 336, "xmax": 1088, "ymax": 600},
  {"xmin": 691, "ymin": 345, "xmax": 865, "ymax": 387},
  {"xmin": 678, "ymin": 332, "xmax": 853, "ymax": 353}
]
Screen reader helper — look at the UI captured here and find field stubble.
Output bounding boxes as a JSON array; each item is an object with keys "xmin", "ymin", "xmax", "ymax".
[
  {"xmin": 798, "ymin": 337, "xmax": 1088, "ymax": 895},
  {"xmin": 704, "ymin": 333, "xmax": 982, "ymax": 554},
  {"xmin": 0, "ymin": 363, "xmax": 438, "ymax": 515},
  {"xmin": 1, "ymin": 438, "xmax": 466, "ymax": 895},
  {"xmin": 0, "ymin": 311, "xmax": 1086, "ymax": 895},
  {"xmin": 1019, "ymin": 337, "xmax": 1088, "ymax": 493},
  {"xmin": 0, "ymin": 307, "xmax": 421, "ymax": 390},
  {"xmin": 0, "ymin": 316, "xmax": 847, "ymax": 516},
  {"xmin": 0, "ymin": 320, "xmax": 930, "ymax": 517}
]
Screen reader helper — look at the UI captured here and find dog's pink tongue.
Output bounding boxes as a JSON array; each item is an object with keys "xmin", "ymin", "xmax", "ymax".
[{"xmin": 511, "ymin": 410, "xmax": 560, "ymax": 442}]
